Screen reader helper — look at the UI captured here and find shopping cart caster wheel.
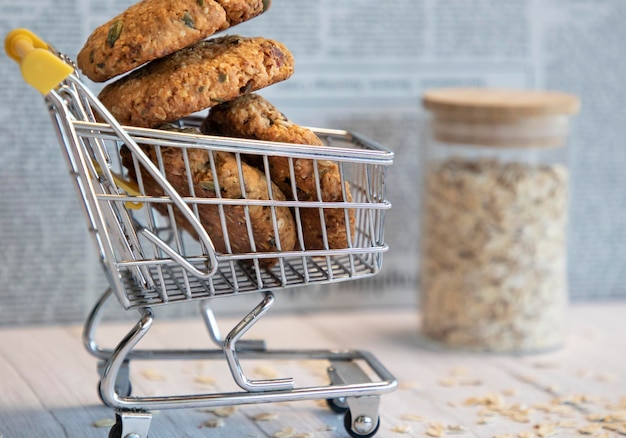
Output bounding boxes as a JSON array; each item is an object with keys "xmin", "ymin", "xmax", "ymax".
[
  {"xmin": 344, "ymin": 410, "xmax": 380, "ymax": 438},
  {"xmin": 108, "ymin": 422, "xmax": 147, "ymax": 438},
  {"xmin": 108, "ymin": 419, "xmax": 122, "ymax": 438},
  {"xmin": 326, "ymin": 397, "xmax": 349, "ymax": 414},
  {"xmin": 108, "ymin": 413, "xmax": 151, "ymax": 438}
]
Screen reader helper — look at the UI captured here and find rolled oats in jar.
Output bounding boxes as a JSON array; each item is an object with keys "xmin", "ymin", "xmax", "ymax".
[{"xmin": 419, "ymin": 88, "xmax": 580, "ymax": 352}]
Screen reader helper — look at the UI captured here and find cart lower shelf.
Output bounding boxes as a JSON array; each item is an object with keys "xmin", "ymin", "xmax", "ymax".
[{"xmin": 84, "ymin": 288, "xmax": 397, "ymax": 438}]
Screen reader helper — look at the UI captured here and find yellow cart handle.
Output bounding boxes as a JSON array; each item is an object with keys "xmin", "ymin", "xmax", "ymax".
[
  {"xmin": 5, "ymin": 28, "xmax": 73, "ymax": 94},
  {"xmin": 6, "ymin": 29, "xmax": 141, "ymax": 209}
]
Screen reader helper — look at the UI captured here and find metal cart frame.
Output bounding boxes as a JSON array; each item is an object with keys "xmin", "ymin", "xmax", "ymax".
[{"xmin": 6, "ymin": 29, "xmax": 397, "ymax": 438}]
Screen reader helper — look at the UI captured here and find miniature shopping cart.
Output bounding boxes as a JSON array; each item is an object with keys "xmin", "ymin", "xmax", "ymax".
[{"xmin": 6, "ymin": 29, "xmax": 397, "ymax": 438}]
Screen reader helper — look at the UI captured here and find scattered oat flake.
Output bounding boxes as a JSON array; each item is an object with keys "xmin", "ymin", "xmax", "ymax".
[
  {"xmin": 253, "ymin": 412, "xmax": 279, "ymax": 421},
  {"xmin": 314, "ymin": 399, "xmax": 328, "ymax": 408},
  {"xmin": 141, "ymin": 368, "xmax": 166, "ymax": 381},
  {"xmin": 255, "ymin": 365, "xmax": 279, "ymax": 379},
  {"xmin": 447, "ymin": 424, "xmax": 467, "ymax": 433},
  {"xmin": 596, "ymin": 373, "xmax": 618, "ymax": 382},
  {"xmin": 555, "ymin": 421, "xmax": 577, "ymax": 429},
  {"xmin": 517, "ymin": 432, "xmax": 535, "ymax": 438},
  {"xmin": 517, "ymin": 374, "xmax": 538, "ymax": 384},
  {"xmin": 534, "ymin": 423, "xmax": 557, "ymax": 437},
  {"xmin": 202, "ymin": 418, "xmax": 224, "ymax": 428},
  {"xmin": 572, "ymin": 396, "xmax": 598, "ymax": 406},
  {"xmin": 425, "ymin": 426, "xmax": 444, "ymax": 437},
  {"xmin": 438, "ymin": 377, "xmax": 457, "ymax": 387},
  {"xmin": 391, "ymin": 424, "xmax": 412, "ymax": 434},
  {"xmin": 273, "ymin": 426, "xmax": 296, "ymax": 438},
  {"xmin": 459, "ymin": 378, "xmax": 482, "ymax": 386},
  {"xmin": 93, "ymin": 418, "xmax": 116, "ymax": 428},
  {"xmin": 502, "ymin": 388, "xmax": 519, "ymax": 396},
  {"xmin": 552, "ymin": 406, "xmax": 577, "ymax": 417},
  {"xmin": 478, "ymin": 408, "xmax": 499, "ymax": 417},
  {"xmin": 587, "ymin": 413, "xmax": 607, "ymax": 422},
  {"xmin": 532, "ymin": 402, "xmax": 550, "ymax": 412},
  {"xmin": 544, "ymin": 384, "xmax": 559, "ymax": 394},
  {"xmin": 464, "ymin": 392, "xmax": 505, "ymax": 407},
  {"xmin": 401, "ymin": 413, "xmax": 425, "ymax": 422},
  {"xmin": 511, "ymin": 413, "xmax": 530, "ymax": 423},
  {"xmin": 477, "ymin": 416, "xmax": 496, "ymax": 425},
  {"xmin": 205, "ymin": 406, "xmax": 237, "ymax": 417},
  {"xmin": 464, "ymin": 397, "xmax": 481, "ymax": 406},
  {"xmin": 533, "ymin": 361, "xmax": 559, "ymax": 369},
  {"xmin": 450, "ymin": 366, "xmax": 470, "ymax": 376},
  {"xmin": 398, "ymin": 381, "xmax": 421, "ymax": 390},
  {"xmin": 494, "ymin": 435, "xmax": 515, "ymax": 438},
  {"xmin": 609, "ymin": 411, "xmax": 626, "ymax": 422},
  {"xmin": 195, "ymin": 375, "xmax": 216, "ymax": 385},
  {"xmin": 578, "ymin": 423, "xmax": 603, "ymax": 434}
]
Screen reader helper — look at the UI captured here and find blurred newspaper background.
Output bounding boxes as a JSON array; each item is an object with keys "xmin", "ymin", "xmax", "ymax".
[{"xmin": 1, "ymin": 0, "xmax": 625, "ymax": 325}]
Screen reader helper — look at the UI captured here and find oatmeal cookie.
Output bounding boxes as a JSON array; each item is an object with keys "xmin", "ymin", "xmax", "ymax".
[
  {"xmin": 121, "ymin": 126, "xmax": 296, "ymax": 267},
  {"xmin": 201, "ymin": 94, "xmax": 355, "ymax": 250},
  {"xmin": 98, "ymin": 35, "xmax": 294, "ymax": 128},
  {"xmin": 77, "ymin": 0, "xmax": 270, "ymax": 82}
]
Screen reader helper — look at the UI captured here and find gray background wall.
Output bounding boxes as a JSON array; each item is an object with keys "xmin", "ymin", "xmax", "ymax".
[{"xmin": 0, "ymin": 0, "xmax": 624, "ymax": 326}]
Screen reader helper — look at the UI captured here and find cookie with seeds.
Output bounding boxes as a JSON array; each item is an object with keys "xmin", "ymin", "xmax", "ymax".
[
  {"xmin": 98, "ymin": 35, "xmax": 294, "ymax": 128},
  {"xmin": 121, "ymin": 125, "xmax": 296, "ymax": 268},
  {"xmin": 77, "ymin": 0, "xmax": 271, "ymax": 82},
  {"xmin": 201, "ymin": 94, "xmax": 355, "ymax": 250}
]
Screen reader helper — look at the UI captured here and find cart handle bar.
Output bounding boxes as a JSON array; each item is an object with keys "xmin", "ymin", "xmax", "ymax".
[{"xmin": 5, "ymin": 28, "xmax": 73, "ymax": 94}]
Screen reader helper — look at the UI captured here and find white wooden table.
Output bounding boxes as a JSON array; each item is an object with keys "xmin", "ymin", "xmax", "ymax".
[{"xmin": 1, "ymin": 301, "xmax": 625, "ymax": 438}]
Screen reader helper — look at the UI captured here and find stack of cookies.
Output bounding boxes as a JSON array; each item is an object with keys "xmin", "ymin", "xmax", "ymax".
[{"xmin": 77, "ymin": 0, "xmax": 354, "ymax": 266}]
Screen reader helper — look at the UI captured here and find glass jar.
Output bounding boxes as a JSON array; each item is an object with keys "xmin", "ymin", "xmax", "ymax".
[{"xmin": 419, "ymin": 88, "xmax": 580, "ymax": 353}]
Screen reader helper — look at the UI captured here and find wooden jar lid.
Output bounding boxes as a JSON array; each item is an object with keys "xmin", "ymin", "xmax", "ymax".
[{"xmin": 423, "ymin": 88, "xmax": 580, "ymax": 122}]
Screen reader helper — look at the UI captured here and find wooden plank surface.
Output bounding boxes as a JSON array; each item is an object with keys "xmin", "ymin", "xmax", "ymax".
[{"xmin": 0, "ymin": 300, "xmax": 625, "ymax": 437}]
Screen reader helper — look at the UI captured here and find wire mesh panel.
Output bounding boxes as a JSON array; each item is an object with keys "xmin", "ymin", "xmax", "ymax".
[{"xmin": 46, "ymin": 75, "xmax": 392, "ymax": 309}]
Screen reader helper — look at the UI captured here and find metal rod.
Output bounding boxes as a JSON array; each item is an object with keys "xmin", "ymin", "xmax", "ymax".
[{"xmin": 223, "ymin": 292, "xmax": 294, "ymax": 392}]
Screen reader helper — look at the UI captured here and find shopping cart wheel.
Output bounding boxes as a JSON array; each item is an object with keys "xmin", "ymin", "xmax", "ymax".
[
  {"xmin": 344, "ymin": 410, "xmax": 380, "ymax": 438},
  {"xmin": 108, "ymin": 419, "xmax": 122, "ymax": 438},
  {"xmin": 326, "ymin": 396, "xmax": 349, "ymax": 413},
  {"xmin": 108, "ymin": 412, "xmax": 152, "ymax": 438}
]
